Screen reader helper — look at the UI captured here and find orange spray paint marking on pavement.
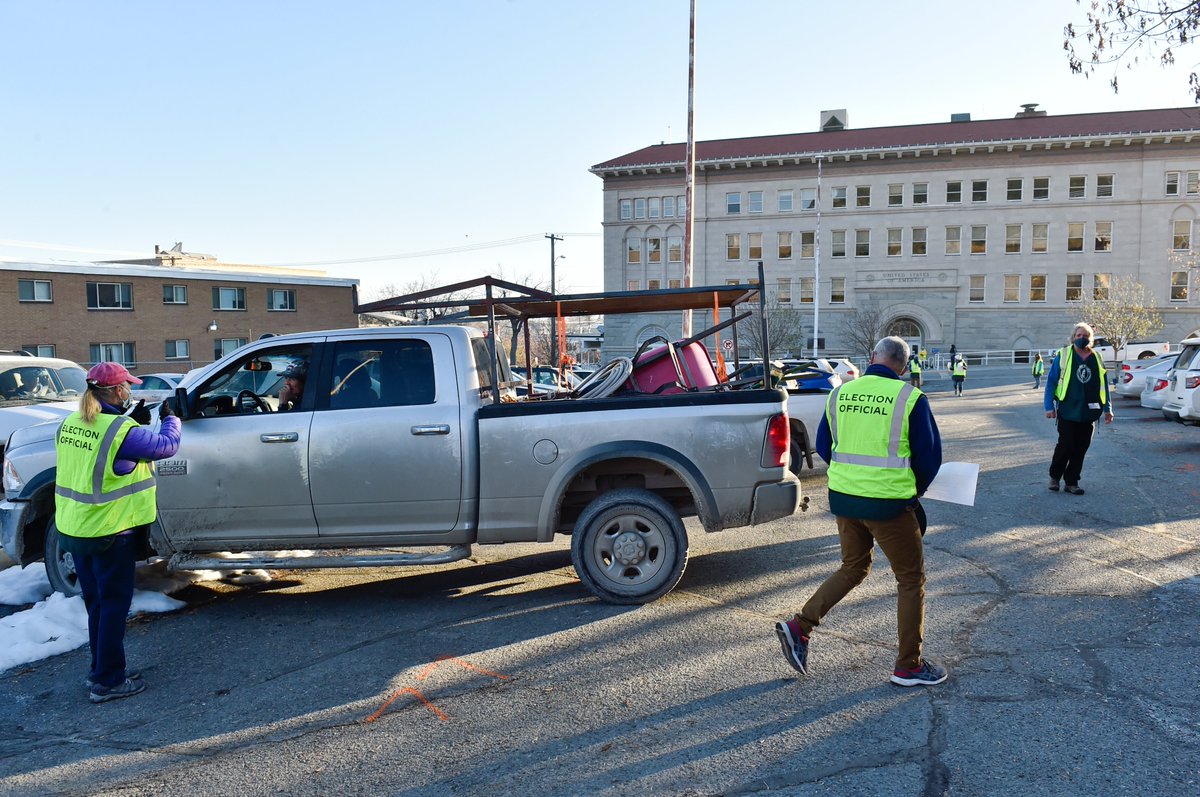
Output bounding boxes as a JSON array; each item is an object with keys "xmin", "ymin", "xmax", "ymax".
[
  {"xmin": 364, "ymin": 687, "xmax": 448, "ymax": 723},
  {"xmin": 417, "ymin": 654, "xmax": 510, "ymax": 681},
  {"xmin": 364, "ymin": 656, "xmax": 510, "ymax": 724}
]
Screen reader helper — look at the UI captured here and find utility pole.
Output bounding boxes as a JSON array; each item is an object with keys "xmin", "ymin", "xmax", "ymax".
[
  {"xmin": 546, "ymin": 233, "xmax": 563, "ymax": 295},
  {"xmin": 681, "ymin": 0, "xmax": 696, "ymax": 338},
  {"xmin": 546, "ymin": 233, "xmax": 564, "ymax": 370}
]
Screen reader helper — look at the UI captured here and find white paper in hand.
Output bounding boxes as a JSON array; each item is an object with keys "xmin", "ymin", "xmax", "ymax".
[{"xmin": 922, "ymin": 462, "xmax": 979, "ymax": 506}]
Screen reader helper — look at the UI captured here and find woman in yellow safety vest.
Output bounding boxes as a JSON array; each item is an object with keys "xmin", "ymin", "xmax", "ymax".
[
  {"xmin": 950, "ymin": 355, "xmax": 967, "ymax": 396},
  {"xmin": 1032, "ymin": 353, "xmax": 1045, "ymax": 390},
  {"xmin": 54, "ymin": 362, "xmax": 182, "ymax": 703}
]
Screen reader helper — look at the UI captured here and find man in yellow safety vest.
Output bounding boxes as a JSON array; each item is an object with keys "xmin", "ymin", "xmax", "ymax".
[{"xmin": 1043, "ymin": 322, "xmax": 1112, "ymax": 495}]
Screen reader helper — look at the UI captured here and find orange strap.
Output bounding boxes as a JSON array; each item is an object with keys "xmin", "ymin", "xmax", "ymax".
[{"xmin": 713, "ymin": 292, "xmax": 728, "ymax": 381}]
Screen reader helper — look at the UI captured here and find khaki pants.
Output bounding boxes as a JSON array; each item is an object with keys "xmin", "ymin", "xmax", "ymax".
[{"xmin": 796, "ymin": 508, "xmax": 926, "ymax": 670}]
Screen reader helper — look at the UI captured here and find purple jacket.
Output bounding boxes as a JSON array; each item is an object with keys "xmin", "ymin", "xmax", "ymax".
[{"xmin": 99, "ymin": 402, "xmax": 182, "ymax": 476}]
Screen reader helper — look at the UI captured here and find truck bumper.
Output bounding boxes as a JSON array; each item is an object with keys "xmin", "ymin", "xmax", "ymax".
[
  {"xmin": 750, "ymin": 476, "xmax": 801, "ymax": 525},
  {"xmin": 1, "ymin": 499, "xmax": 30, "ymax": 564}
]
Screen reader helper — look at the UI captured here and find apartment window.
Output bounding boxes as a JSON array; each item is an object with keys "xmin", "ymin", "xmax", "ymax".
[
  {"xmin": 1006, "ymin": 178, "xmax": 1022, "ymax": 201},
  {"xmin": 647, "ymin": 279, "xmax": 662, "ymax": 290},
  {"xmin": 800, "ymin": 231, "xmax": 815, "ymax": 258},
  {"xmin": 668, "ymin": 279, "xmax": 682, "ymax": 289},
  {"xmin": 663, "ymin": 196, "xmax": 675, "ymax": 217},
  {"xmin": 18, "ymin": 279, "xmax": 52, "ymax": 302},
  {"xmin": 667, "ymin": 236, "xmax": 682, "ymax": 263},
  {"xmin": 646, "ymin": 237, "xmax": 662, "ymax": 264},
  {"xmin": 778, "ymin": 190, "xmax": 793, "ymax": 212},
  {"xmin": 1094, "ymin": 221, "xmax": 1113, "ymax": 252},
  {"xmin": 1033, "ymin": 177, "xmax": 1049, "ymax": 200},
  {"xmin": 855, "ymin": 185, "xmax": 872, "ymax": 207},
  {"xmin": 776, "ymin": 278, "xmax": 792, "ymax": 306},
  {"xmin": 627, "ymin": 280, "xmax": 641, "ymax": 291},
  {"xmin": 626, "ymin": 238, "xmax": 641, "ymax": 264},
  {"xmin": 21, "ymin": 344, "xmax": 55, "ymax": 358},
  {"xmin": 726, "ymin": 233, "xmax": 741, "ymax": 260},
  {"xmin": 1067, "ymin": 222, "xmax": 1085, "ymax": 252},
  {"xmin": 970, "ymin": 225, "xmax": 987, "ymax": 254},
  {"xmin": 887, "ymin": 228, "xmax": 902, "ymax": 256},
  {"xmin": 946, "ymin": 181, "xmax": 962, "ymax": 203},
  {"xmin": 1005, "ymin": 224, "xmax": 1021, "ymax": 254},
  {"xmin": 855, "ymin": 229, "xmax": 870, "ymax": 257},
  {"xmin": 969, "ymin": 275, "xmax": 985, "ymax": 302},
  {"xmin": 832, "ymin": 187, "xmax": 847, "ymax": 208},
  {"xmin": 87, "ymin": 282, "xmax": 133, "ymax": 310},
  {"xmin": 212, "ymin": 286, "xmax": 246, "ymax": 311},
  {"xmin": 726, "ymin": 193, "xmax": 741, "ymax": 214},
  {"xmin": 777, "ymin": 231, "xmax": 793, "ymax": 259},
  {"xmin": 972, "ymin": 180, "xmax": 988, "ymax": 202},
  {"xmin": 214, "ymin": 338, "xmax": 247, "ymax": 360},
  {"xmin": 1032, "ymin": 223, "xmax": 1049, "ymax": 253},
  {"xmin": 1173, "ymin": 219, "xmax": 1192, "ymax": 250},
  {"xmin": 1004, "ymin": 274, "xmax": 1020, "ymax": 303},
  {"xmin": 912, "ymin": 227, "xmax": 927, "ymax": 256},
  {"xmin": 90, "ymin": 342, "xmax": 136, "ymax": 366},
  {"xmin": 1166, "ymin": 172, "xmax": 1180, "ymax": 196},
  {"xmin": 748, "ymin": 191, "xmax": 764, "ymax": 213},
  {"xmin": 1069, "ymin": 175, "xmax": 1086, "ymax": 199},
  {"xmin": 1065, "ymin": 273, "xmax": 1083, "ymax": 301},
  {"xmin": 798, "ymin": 277, "xmax": 814, "ymax": 304},
  {"xmin": 648, "ymin": 197, "xmax": 661, "ymax": 219},
  {"xmin": 619, "ymin": 199, "xmax": 632, "ymax": 220},
  {"xmin": 945, "ymin": 225, "xmax": 961, "ymax": 255},
  {"xmin": 1029, "ymin": 273, "xmax": 1047, "ymax": 302},
  {"xmin": 829, "ymin": 277, "xmax": 846, "ymax": 304},
  {"xmin": 163, "ymin": 284, "xmax": 187, "ymax": 304},
  {"xmin": 888, "ymin": 184, "xmax": 903, "ymax": 206},
  {"xmin": 1093, "ymin": 273, "xmax": 1111, "ymax": 300},
  {"xmin": 748, "ymin": 232, "xmax": 763, "ymax": 260},
  {"xmin": 1097, "ymin": 174, "xmax": 1114, "ymax": 198},
  {"xmin": 1171, "ymin": 270, "xmax": 1190, "ymax": 301},
  {"xmin": 913, "ymin": 182, "xmax": 928, "ymax": 204},
  {"xmin": 800, "ymin": 188, "xmax": 816, "ymax": 210},
  {"xmin": 267, "ymin": 289, "xmax": 296, "ymax": 311},
  {"xmin": 1185, "ymin": 171, "xmax": 1198, "ymax": 195},
  {"xmin": 166, "ymin": 339, "xmax": 190, "ymax": 359},
  {"xmin": 634, "ymin": 198, "xmax": 646, "ymax": 219},
  {"xmin": 831, "ymin": 230, "xmax": 847, "ymax": 257}
]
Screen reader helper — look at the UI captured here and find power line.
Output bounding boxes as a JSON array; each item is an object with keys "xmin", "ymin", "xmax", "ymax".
[{"xmin": 272, "ymin": 232, "xmax": 602, "ymax": 267}]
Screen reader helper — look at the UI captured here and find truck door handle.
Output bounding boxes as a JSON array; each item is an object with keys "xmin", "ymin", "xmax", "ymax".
[
  {"xmin": 411, "ymin": 425, "xmax": 450, "ymax": 436},
  {"xmin": 261, "ymin": 433, "xmax": 299, "ymax": 443}
]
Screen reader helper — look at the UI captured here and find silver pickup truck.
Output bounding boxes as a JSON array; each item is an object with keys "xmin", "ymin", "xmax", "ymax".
[{"xmin": 1, "ymin": 325, "xmax": 800, "ymax": 604}]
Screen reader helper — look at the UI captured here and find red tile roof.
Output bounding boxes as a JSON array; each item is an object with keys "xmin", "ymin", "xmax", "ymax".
[{"xmin": 591, "ymin": 107, "xmax": 1200, "ymax": 171}]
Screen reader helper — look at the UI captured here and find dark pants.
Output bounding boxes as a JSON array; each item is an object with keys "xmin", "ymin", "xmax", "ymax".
[
  {"xmin": 952, "ymin": 375, "xmax": 965, "ymax": 395},
  {"xmin": 1049, "ymin": 417, "xmax": 1095, "ymax": 487},
  {"xmin": 72, "ymin": 533, "xmax": 137, "ymax": 688},
  {"xmin": 1033, "ymin": 374, "xmax": 1042, "ymax": 389},
  {"xmin": 796, "ymin": 508, "xmax": 926, "ymax": 670}
]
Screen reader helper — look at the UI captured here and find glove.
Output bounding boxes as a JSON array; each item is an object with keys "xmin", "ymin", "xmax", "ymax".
[
  {"xmin": 129, "ymin": 399, "xmax": 152, "ymax": 425},
  {"xmin": 158, "ymin": 398, "xmax": 174, "ymax": 419}
]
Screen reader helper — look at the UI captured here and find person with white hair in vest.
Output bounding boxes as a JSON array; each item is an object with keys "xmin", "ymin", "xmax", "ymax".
[{"xmin": 1043, "ymin": 322, "xmax": 1113, "ymax": 495}]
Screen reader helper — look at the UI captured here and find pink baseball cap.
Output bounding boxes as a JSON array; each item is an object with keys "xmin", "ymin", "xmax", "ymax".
[{"xmin": 85, "ymin": 362, "xmax": 143, "ymax": 387}]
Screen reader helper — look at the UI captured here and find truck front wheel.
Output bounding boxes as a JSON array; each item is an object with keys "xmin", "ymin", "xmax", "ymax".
[
  {"xmin": 570, "ymin": 489, "xmax": 688, "ymax": 605},
  {"xmin": 44, "ymin": 520, "xmax": 82, "ymax": 597}
]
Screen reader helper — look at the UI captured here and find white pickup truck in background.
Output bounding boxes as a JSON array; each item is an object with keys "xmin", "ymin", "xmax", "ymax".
[{"xmin": 1091, "ymin": 338, "xmax": 1173, "ymax": 365}]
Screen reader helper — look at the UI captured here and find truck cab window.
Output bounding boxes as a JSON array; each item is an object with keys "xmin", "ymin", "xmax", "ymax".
[
  {"xmin": 193, "ymin": 344, "xmax": 313, "ymax": 416},
  {"xmin": 329, "ymin": 339, "xmax": 435, "ymax": 408}
]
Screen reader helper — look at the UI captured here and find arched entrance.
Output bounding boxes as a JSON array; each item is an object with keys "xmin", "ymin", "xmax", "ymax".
[{"xmin": 886, "ymin": 316, "xmax": 923, "ymax": 351}]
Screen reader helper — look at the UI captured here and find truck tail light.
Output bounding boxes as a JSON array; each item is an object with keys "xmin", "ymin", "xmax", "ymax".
[
  {"xmin": 1187, "ymin": 376, "xmax": 1200, "ymax": 390},
  {"xmin": 763, "ymin": 413, "xmax": 790, "ymax": 469}
]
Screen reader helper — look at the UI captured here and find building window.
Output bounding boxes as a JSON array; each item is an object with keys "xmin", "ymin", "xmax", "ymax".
[
  {"xmin": 969, "ymin": 275, "xmax": 985, "ymax": 302},
  {"xmin": 777, "ymin": 231, "xmax": 793, "ymax": 259},
  {"xmin": 166, "ymin": 339, "xmax": 190, "ymax": 359},
  {"xmin": 913, "ymin": 182, "xmax": 928, "ymax": 205},
  {"xmin": 945, "ymin": 225, "xmax": 961, "ymax": 255},
  {"xmin": 647, "ymin": 279, "xmax": 662, "ymax": 290},
  {"xmin": 888, "ymin": 184, "xmax": 903, "ymax": 206},
  {"xmin": 663, "ymin": 196, "xmax": 675, "ymax": 217},
  {"xmin": 798, "ymin": 277, "xmax": 814, "ymax": 304},
  {"xmin": 800, "ymin": 188, "xmax": 816, "ymax": 210},
  {"xmin": 18, "ymin": 279, "xmax": 52, "ymax": 302},
  {"xmin": 829, "ymin": 277, "xmax": 846, "ymax": 304},
  {"xmin": 855, "ymin": 229, "xmax": 870, "ymax": 257},
  {"xmin": 22, "ymin": 344, "xmax": 55, "ymax": 357},
  {"xmin": 1004, "ymin": 274, "xmax": 1020, "ymax": 302},
  {"xmin": 800, "ymin": 231, "xmax": 815, "ymax": 258},
  {"xmin": 748, "ymin": 232, "xmax": 763, "ymax": 260},
  {"xmin": 776, "ymin": 278, "xmax": 792, "ymax": 306},
  {"xmin": 627, "ymin": 280, "xmax": 641, "ymax": 291},
  {"xmin": 778, "ymin": 190, "xmax": 793, "ymax": 212},
  {"xmin": 912, "ymin": 227, "xmax": 927, "ymax": 256},
  {"xmin": 1186, "ymin": 172, "xmax": 1199, "ymax": 195},
  {"xmin": 214, "ymin": 338, "xmax": 247, "ymax": 359},
  {"xmin": 667, "ymin": 236, "xmax": 682, "ymax": 263},
  {"xmin": 87, "ymin": 282, "xmax": 133, "ymax": 310},
  {"xmin": 1097, "ymin": 174, "xmax": 1114, "ymax": 198},
  {"xmin": 726, "ymin": 233, "xmax": 741, "ymax": 260},
  {"xmin": 1067, "ymin": 222, "xmax": 1085, "ymax": 252},
  {"xmin": 1166, "ymin": 172, "xmax": 1180, "ymax": 196},
  {"xmin": 668, "ymin": 279, "xmax": 682, "ymax": 289},
  {"xmin": 726, "ymin": 193, "xmax": 741, "ymax": 214},
  {"xmin": 163, "ymin": 284, "xmax": 187, "ymax": 304},
  {"xmin": 972, "ymin": 180, "xmax": 988, "ymax": 202},
  {"xmin": 748, "ymin": 191, "xmax": 764, "ymax": 213},
  {"xmin": 212, "ymin": 286, "xmax": 246, "ymax": 311},
  {"xmin": 1006, "ymin": 224, "xmax": 1022, "ymax": 254},
  {"xmin": 648, "ymin": 197, "xmax": 661, "ymax": 219},
  {"xmin": 1029, "ymin": 274, "xmax": 1047, "ymax": 302},
  {"xmin": 677, "ymin": 195, "xmax": 686, "ymax": 215},
  {"xmin": 1171, "ymin": 270, "xmax": 1190, "ymax": 301},
  {"xmin": 1069, "ymin": 175, "xmax": 1086, "ymax": 199},
  {"xmin": 90, "ymin": 342, "xmax": 136, "ymax": 366},
  {"xmin": 832, "ymin": 187, "xmax": 847, "ymax": 208},
  {"xmin": 646, "ymin": 237, "xmax": 662, "ymax": 265},
  {"xmin": 970, "ymin": 225, "xmax": 987, "ymax": 254},
  {"xmin": 1032, "ymin": 223, "xmax": 1049, "ymax": 253},
  {"xmin": 1007, "ymin": 178, "xmax": 1022, "ymax": 201},
  {"xmin": 267, "ymin": 289, "xmax": 296, "ymax": 311},
  {"xmin": 634, "ymin": 198, "xmax": 646, "ymax": 219},
  {"xmin": 1093, "ymin": 273, "xmax": 1111, "ymax": 300},
  {"xmin": 1065, "ymin": 273, "xmax": 1083, "ymax": 301},
  {"xmin": 887, "ymin": 228, "xmax": 902, "ymax": 256},
  {"xmin": 831, "ymin": 230, "xmax": 847, "ymax": 257},
  {"xmin": 1173, "ymin": 219, "xmax": 1192, "ymax": 250},
  {"xmin": 1094, "ymin": 221, "xmax": 1113, "ymax": 252},
  {"xmin": 619, "ymin": 199, "xmax": 632, "ymax": 220},
  {"xmin": 1033, "ymin": 176, "xmax": 1050, "ymax": 200},
  {"xmin": 626, "ymin": 238, "xmax": 641, "ymax": 264},
  {"xmin": 946, "ymin": 181, "xmax": 962, "ymax": 203}
]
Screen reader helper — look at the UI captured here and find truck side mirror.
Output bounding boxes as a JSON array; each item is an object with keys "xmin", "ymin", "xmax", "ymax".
[{"xmin": 174, "ymin": 386, "xmax": 190, "ymax": 420}]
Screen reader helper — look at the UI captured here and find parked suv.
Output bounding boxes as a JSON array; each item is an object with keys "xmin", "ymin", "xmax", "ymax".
[
  {"xmin": 0, "ymin": 353, "xmax": 87, "ymax": 464},
  {"xmin": 1161, "ymin": 337, "xmax": 1200, "ymax": 426}
]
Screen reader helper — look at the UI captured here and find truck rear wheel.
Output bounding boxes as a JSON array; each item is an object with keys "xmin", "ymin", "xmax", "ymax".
[
  {"xmin": 570, "ymin": 488, "xmax": 688, "ymax": 605},
  {"xmin": 44, "ymin": 519, "xmax": 82, "ymax": 597}
]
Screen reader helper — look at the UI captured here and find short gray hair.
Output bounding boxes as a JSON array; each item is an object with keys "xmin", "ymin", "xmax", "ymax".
[
  {"xmin": 873, "ymin": 336, "xmax": 910, "ymax": 367},
  {"xmin": 1072, "ymin": 321, "xmax": 1095, "ymax": 338}
]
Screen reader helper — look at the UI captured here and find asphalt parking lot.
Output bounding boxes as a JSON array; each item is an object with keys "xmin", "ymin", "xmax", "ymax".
[{"xmin": 2, "ymin": 371, "xmax": 1197, "ymax": 797}]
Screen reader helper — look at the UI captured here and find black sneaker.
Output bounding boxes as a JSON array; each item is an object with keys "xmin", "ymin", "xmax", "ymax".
[
  {"xmin": 89, "ymin": 677, "xmax": 146, "ymax": 704},
  {"xmin": 774, "ymin": 618, "xmax": 809, "ymax": 675},
  {"xmin": 890, "ymin": 659, "xmax": 948, "ymax": 687},
  {"xmin": 1048, "ymin": 479, "xmax": 1060, "ymax": 492},
  {"xmin": 85, "ymin": 669, "xmax": 142, "ymax": 689},
  {"xmin": 1064, "ymin": 485, "xmax": 1085, "ymax": 495}
]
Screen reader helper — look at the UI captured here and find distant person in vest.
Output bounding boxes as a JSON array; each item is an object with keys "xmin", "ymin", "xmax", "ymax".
[
  {"xmin": 1031, "ymin": 352, "xmax": 1045, "ymax": 390},
  {"xmin": 54, "ymin": 362, "xmax": 181, "ymax": 703},
  {"xmin": 908, "ymin": 352, "xmax": 922, "ymax": 387},
  {"xmin": 775, "ymin": 336, "xmax": 947, "ymax": 687},
  {"xmin": 1043, "ymin": 322, "xmax": 1112, "ymax": 495},
  {"xmin": 950, "ymin": 354, "xmax": 967, "ymax": 396}
]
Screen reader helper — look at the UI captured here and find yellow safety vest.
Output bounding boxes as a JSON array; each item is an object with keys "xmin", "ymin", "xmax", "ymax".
[
  {"xmin": 54, "ymin": 411, "xmax": 156, "ymax": 537},
  {"xmin": 952, "ymin": 360, "xmax": 967, "ymax": 377},
  {"xmin": 909, "ymin": 358, "xmax": 922, "ymax": 374},
  {"xmin": 1053, "ymin": 346, "xmax": 1107, "ymax": 405},
  {"xmin": 1032, "ymin": 359, "xmax": 1044, "ymax": 376},
  {"xmin": 825, "ymin": 375, "xmax": 921, "ymax": 500}
]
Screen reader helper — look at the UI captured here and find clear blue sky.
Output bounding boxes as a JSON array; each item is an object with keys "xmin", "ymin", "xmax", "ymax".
[{"xmin": 2, "ymin": 0, "xmax": 1196, "ymax": 299}]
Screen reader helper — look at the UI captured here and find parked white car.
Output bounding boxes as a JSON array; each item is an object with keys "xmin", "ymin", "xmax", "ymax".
[
  {"xmin": 828, "ymin": 358, "xmax": 861, "ymax": 382},
  {"xmin": 1161, "ymin": 337, "xmax": 1200, "ymax": 425},
  {"xmin": 0, "ymin": 354, "xmax": 87, "ymax": 464},
  {"xmin": 1140, "ymin": 368, "xmax": 1173, "ymax": 410},
  {"xmin": 1114, "ymin": 354, "xmax": 1177, "ymax": 398},
  {"xmin": 131, "ymin": 372, "xmax": 187, "ymax": 401}
]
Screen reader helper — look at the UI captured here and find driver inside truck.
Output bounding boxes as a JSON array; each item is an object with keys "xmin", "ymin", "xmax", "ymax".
[{"xmin": 276, "ymin": 360, "xmax": 307, "ymax": 411}]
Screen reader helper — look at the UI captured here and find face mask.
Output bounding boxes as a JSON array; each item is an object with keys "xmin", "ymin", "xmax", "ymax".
[{"xmin": 1073, "ymin": 334, "xmax": 1091, "ymax": 348}]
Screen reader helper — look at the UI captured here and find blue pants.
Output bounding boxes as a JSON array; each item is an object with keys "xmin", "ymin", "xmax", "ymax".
[
  {"xmin": 1033, "ymin": 375, "xmax": 1042, "ymax": 389},
  {"xmin": 72, "ymin": 534, "xmax": 137, "ymax": 688}
]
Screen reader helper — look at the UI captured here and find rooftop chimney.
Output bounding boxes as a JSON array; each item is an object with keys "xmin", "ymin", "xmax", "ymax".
[
  {"xmin": 1015, "ymin": 103, "xmax": 1047, "ymax": 118},
  {"xmin": 820, "ymin": 109, "xmax": 848, "ymax": 132},
  {"xmin": 950, "ymin": 112, "xmax": 971, "ymax": 123}
]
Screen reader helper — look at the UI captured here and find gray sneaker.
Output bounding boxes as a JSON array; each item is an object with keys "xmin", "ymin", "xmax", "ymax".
[
  {"xmin": 89, "ymin": 677, "xmax": 146, "ymax": 704},
  {"xmin": 85, "ymin": 669, "xmax": 142, "ymax": 689}
]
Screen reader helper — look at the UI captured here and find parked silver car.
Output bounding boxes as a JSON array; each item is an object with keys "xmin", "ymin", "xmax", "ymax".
[
  {"xmin": 0, "ymin": 354, "xmax": 86, "ymax": 464},
  {"xmin": 1114, "ymin": 355, "xmax": 1176, "ymax": 398}
]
